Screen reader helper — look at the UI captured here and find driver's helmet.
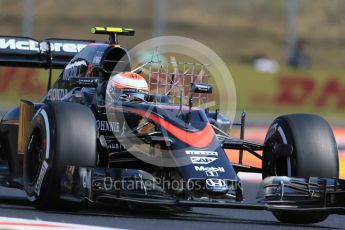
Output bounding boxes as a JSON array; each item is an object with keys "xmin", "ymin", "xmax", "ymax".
[{"xmin": 107, "ymin": 72, "xmax": 149, "ymax": 102}]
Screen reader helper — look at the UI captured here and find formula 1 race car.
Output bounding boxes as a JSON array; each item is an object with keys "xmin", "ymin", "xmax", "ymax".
[{"xmin": 0, "ymin": 27, "xmax": 344, "ymax": 224}]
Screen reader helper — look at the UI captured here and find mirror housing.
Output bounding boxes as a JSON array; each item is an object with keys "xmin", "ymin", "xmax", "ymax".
[
  {"xmin": 190, "ymin": 83, "xmax": 213, "ymax": 94},
  {"xmin": 70, "ymin": 77, "xmax": 98, "ymax": 87}
]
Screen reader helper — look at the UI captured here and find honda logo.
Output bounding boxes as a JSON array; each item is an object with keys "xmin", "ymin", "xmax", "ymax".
[{"xmin": 206, "ymin": 178, "xmax": 227, "ymax": 188}]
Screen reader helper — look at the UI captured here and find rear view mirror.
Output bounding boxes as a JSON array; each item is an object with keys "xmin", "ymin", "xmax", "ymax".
[
  {"xmin": 70, "ymin": 77, "xmax": 98, "ymax": 87},
  {"xmin": 190, "ymin": 83, "xmax": 213, "ymax": 94}
]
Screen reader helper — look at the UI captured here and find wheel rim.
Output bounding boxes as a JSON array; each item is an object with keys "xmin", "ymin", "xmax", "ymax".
[
  {"xmin": 264, "ymin": 126, "xmax": 292, "ymax": 177},
  {"xmin": 276, "ymin": 126, "xmax": 291, "ymax": 177},
  {"xmin": 26, "ymin": 127, "xmax": 45, "ymax": 184}
]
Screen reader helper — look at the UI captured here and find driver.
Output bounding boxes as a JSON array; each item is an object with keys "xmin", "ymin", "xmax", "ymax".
[
  {"xmin": 107, "ymin": 72, "xmax": 149, "ymax": 103},
  {"xmin": 107, "ymin": 72, "xmax": 155, "ymax": 134}
]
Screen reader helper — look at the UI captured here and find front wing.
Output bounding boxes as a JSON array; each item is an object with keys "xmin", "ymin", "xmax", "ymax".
[{"xmin": 59, "ymin": 166, "xmax": 345, "ymax": 215}]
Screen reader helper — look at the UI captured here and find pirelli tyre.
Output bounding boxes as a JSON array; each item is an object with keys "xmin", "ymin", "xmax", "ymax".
[
  {"xmin": 23, "ymin": 102, "xmax": 97, "ymax": 210},
  {"xmin": 263, "ymin": 114, "xmax": 338, "ymax": 224}
]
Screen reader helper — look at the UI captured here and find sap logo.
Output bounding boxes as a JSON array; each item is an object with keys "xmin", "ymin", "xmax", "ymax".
[
  {"xmin": 190, "ymin": 156, "xmax": 217, "ymax": 165},
  {"xmin": 186, "ymin": 150, "xmax": 218, "ymax": 156},
  {"xmin": 46, "ymin": 88, "xmax": 68, "ymax": 101},
  {"xmin": 194, "ymin": 166, "xmax": 225, "ymax": 172},
  {"xmin": 0, "ymin": 38, "xmax": 39, "ymax": 51}
]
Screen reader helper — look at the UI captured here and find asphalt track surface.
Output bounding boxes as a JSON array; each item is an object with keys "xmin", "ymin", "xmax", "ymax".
[{"xmin": 0, "ymin": 177, "xmax": 344, "ymax": 230}]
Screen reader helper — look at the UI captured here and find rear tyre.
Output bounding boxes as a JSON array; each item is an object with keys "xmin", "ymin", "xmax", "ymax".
[
  {"xmin": 263, "ymin": 114, "xmax": 338, "ymax": 224},
  {"xmin": 23, "ymin": 102, "xmax": 97, "ymax": 210}
]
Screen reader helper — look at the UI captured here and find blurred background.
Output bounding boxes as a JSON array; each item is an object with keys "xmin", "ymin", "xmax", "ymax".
[{"xmin": 0, "ymin": 0, "xmax": 345, "ymax": 124}]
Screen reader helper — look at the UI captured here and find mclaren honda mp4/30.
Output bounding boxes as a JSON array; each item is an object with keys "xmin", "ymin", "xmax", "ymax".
[{"xmin": 0, "ymin": 27, "xmax": 344, "ymax": 224}]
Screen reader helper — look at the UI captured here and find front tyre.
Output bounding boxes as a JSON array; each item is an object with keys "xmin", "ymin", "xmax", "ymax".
[
  {"xmin": 263, "ymin": 114, "xmax": 338, "ymax": 224},
  {"xmin": 24, "ymin": 102, "xmax": 97, "ymax": 210}
]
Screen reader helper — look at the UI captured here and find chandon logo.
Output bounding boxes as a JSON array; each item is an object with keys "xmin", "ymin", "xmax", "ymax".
[{"xmin": 0, "ymin": 38, "xmax": 87, "ymax": 53}]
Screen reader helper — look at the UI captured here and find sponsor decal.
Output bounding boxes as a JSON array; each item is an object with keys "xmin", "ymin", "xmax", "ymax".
[
  {"xmin": 107, "ymin": 142, "xmax": 125, "ymax": 150},
  {"xmin": 205, "ymin": 178, "xmax": 227, "ymax": 188},
  {"xmin": 206, "ymin": 171, "xmax": 219, "ymax": 177},
  {"xmin": 205, "ymin": 178, "xmax": 228, "ymax": 192},
  {"xmin": 186, "ymin": 150, "xmax": 218, "ymax": 156},
  {"xmin": 195, "ymin": 166, "xmax": 225, "ymax": 172},
  {"xmin": 63, "ymin": 59, "xmax": 88, "ymax": 80},
  {"xmin": 190, "ymin": 156, "xmax": 217, "ymax": 165},
  {"xmin": 80, "ymin": 168, "xmax": 91, "ymax": 190},
  {"xmin": 46, "ymin": 88, "xmax": 68, "ymax": 101},
  {"xmin": 0, "ymin": 38, "xmax": 38, "ymax": 51},
  {"xmin": 97, "ymin": 120, "xmax": 120, "ymax": 133},
  {"xmin": 92, "ymin": 51, "xmax": 104, "ymax": 65},
  {"xmin": 273, "ymin": 76, "xmax": 345, "ymax": 108},
  {"xmin": 266, "ymin": 123, "xmax": 278, "ymax": 140},
  {"xmin": 120, "ymin": 121, "xmax": 127, "ymax": 136},
  {"xmin": 0, "ymin": 38, "xmax": 87, "ymax": 53},
  {"xmin": 49, "ymin": 42, "xmax": 87, "ymax": 53},
  {"xmin": 35, "ymin": 161, "xmax": 48, "ymax": 196}
]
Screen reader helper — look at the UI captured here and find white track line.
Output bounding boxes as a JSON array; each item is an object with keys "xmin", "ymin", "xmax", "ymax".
[{"xmin": 0, "ymin": 216, "xmax": 125, "ymax": 230}]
